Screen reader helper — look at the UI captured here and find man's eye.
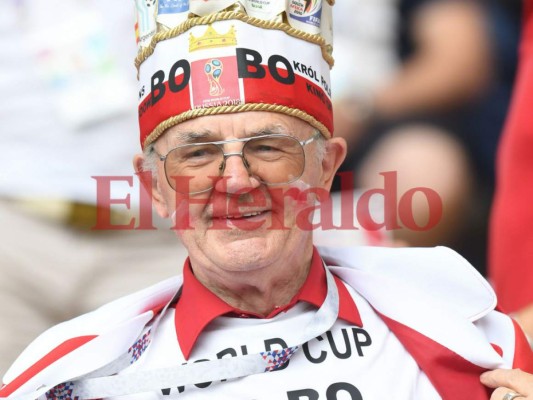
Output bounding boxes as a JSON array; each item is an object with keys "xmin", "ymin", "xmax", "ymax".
[
  {"xmin": 179, "ymin": 146, "xmax": 218, "ymax": 162},
  {"xmin": 248, "ymin": 141, "xmax": 283, "ymax": 153},
  {"xmin": 187, "ymin": 149, "xmax": 209, "ymax": 158},
  {"xmin": 256, "ymin": 145, "xmax": 278, "ymax": 152}
]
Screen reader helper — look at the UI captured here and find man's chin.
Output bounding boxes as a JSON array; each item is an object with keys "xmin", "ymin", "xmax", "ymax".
[
  {"xmin": 204, "ymin": 238, "xmax": 275, "ymax": 272},
  {"xmin": 206, "ymin": 228, "xmax": 272, "ymax": 247}
]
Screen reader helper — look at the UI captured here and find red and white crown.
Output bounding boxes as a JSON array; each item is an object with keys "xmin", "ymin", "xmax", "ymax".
[{"xmin": 134, "ymin": 0, "xmax": 335, "ymax": 149}]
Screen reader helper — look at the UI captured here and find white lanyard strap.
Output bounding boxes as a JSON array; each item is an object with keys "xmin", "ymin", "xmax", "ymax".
[{"xmin": 74, "ymin": 348, "xmax": 300, "ymax": 398}]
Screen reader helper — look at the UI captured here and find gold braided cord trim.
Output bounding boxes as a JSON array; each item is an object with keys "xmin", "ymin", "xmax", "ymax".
[
  {"xmin": 142, "ymin": 103, "xmax": 332, "ymax": 148},
  {"xmin": 135, "ymin": 12, "xmax": 334, "ymax": 72}
]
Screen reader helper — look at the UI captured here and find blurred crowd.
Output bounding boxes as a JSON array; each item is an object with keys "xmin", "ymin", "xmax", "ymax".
[
  {"xmin": 331, "ymin": 0, "xmax": 521, "ymax": 270},
  {"xmin": 0, "ymin": 0, "xmax": 188, "ymax": 377},
  {"xmin": 0, "ymin": 0, "xmax": 528, "ymax": 378}
]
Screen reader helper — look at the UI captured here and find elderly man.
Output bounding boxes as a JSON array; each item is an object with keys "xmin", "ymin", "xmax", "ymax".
[{"xmin": 1, "ymin": 1, "xmax": 532, "ymax": 399}]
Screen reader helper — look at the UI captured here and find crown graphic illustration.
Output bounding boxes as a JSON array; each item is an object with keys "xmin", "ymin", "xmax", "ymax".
[{"xmin": 189, "ymin": 24, "xmax": 237, "ymax": 52}]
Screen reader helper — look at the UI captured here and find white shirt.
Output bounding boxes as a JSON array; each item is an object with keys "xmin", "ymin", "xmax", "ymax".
[{"xmin": 119, "ymin": 282, "xmax": 440, "ymax": 399}]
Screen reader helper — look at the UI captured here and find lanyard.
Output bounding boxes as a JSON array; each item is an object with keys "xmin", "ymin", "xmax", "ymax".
[{"xmin": 13, "ymin": 265, "xmax": 339, "ymax": 400}]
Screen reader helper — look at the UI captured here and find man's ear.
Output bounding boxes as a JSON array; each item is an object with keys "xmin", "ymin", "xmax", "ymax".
[
  {"xmin": 133, "ymin": 154, "xmax": 170, "ymax": 219},
  {"xmin": 320, "ymin": 137, "xmax": 347, "ymax": 191}
]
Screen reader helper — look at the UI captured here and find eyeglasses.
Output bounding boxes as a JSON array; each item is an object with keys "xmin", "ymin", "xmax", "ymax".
[{"xmin": 155, "ymin": 131, "xmax": 321, "ymax": 194}]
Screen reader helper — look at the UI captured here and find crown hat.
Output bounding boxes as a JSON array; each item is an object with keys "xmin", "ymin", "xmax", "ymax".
[{"xmin": 135, "ymin": 0, "xmax": 335, "ymax": 149}]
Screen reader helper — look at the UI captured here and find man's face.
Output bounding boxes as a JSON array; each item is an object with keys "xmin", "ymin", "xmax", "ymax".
[{"xmin": 139, "ymin": 111, "xmax": 345, "ymax": 274}]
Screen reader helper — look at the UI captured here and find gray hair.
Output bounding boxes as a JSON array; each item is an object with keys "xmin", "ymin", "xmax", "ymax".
[
  {"xmin": 142, "ymin": 143, "xmax": 159, "ymax": 177},
  {"xmin": 311, "ymin": 130, "xmax": 327, "ymax": 165}
]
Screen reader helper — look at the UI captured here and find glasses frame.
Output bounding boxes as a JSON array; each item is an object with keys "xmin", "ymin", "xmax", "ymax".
[{"xmin": 154, "ymin": 131, "xmax": 322, "ymax": 194}]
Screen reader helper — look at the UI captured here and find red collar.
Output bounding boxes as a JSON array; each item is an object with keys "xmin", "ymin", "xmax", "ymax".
[{"xmin": 174, "ymin": 247, "xmax": 363, "ymax": 360}]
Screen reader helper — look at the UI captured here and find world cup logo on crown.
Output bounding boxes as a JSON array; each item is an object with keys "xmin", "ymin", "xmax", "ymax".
[{"xmin": 204, "ymin": 59, "xmax": 224, "ymax": 97}]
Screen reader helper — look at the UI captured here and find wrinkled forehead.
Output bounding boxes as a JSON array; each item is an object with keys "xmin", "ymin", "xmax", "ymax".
[{"xmin": 155, "ymin": 111, "xmax": 317, "ymax": 148}]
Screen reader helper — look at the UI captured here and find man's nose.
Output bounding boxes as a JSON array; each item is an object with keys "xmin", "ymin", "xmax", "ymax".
[{"xmin": 214, "ymin": 153, "xmax": 261, "ymax": 194}]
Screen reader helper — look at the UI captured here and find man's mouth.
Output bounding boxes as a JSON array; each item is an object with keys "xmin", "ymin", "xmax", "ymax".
[
  {"xmin": 212, "ymin": 210, "xmax": 270, "ymax": 220},
  {"xmin": 226, "ymin": 211, "xmax": 265, "ymax": 219}
]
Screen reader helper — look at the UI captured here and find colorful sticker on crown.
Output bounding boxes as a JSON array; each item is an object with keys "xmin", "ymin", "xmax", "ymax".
[
  {"xmin": 287, "ymin": 0, "xmax": 323, "ymax": 35},
  {"xmin": 320, "ymin": 0, "xmax": 333, "ymax": 48},
  {"xmin": 190, "ymin": 0, "xmax": 240, "ymax": 16},
  {"xmin": 135, "ymin": 0, "xmax": 158, "ymax": 48},
  {"xmin": 241, "ymin": 0, "xmax": 285, "ymax": 20},
  {"xmin": 189, "ymin": 23, "xmax": 242, "ymax": 109},
  {"xmin": 157, "ymin": 0, "xmax": 190, "ymax": 29}
]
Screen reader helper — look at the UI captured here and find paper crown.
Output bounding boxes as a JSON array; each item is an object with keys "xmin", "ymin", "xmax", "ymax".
[{"xmin": 135, "ymin": 0, "xmax": 335, "ymax": 149}]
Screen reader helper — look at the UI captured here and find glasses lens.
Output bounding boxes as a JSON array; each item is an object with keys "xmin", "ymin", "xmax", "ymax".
[
  {"xmin": 164, "ymin": 143, "xmax": 223, "ymax": 193},
  {"xmin": 243, "ymin": 136, "xmax": 305, "ymax": 185}
]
